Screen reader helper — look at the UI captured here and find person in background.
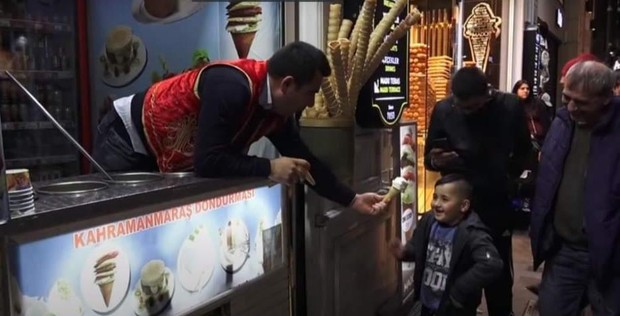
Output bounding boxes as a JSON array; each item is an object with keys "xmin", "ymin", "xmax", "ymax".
[
  {"xmin": 424, "ymin": 66, "xmax": 532, "ymax": 316},
  {"xmin": 93, "ymin": 41, "xmax": 386, "ymax": 215},
  {"xmin": 389, "ymin": 174, "xmax": 503, "ymax": 316},
  {"xmin": 530, "ymin": 61, "xmax": 620, "ymax": 315},
  {"xmin": 613, "ymin": 69, "xmax": 620, "ymax": 96},
  {"xmin": 559, "ymin": 53, "xmax": 598, "ymax": 84},
  {"xmin": 511, "ymin": 80, "xmax": 550, "ymax": 224},
  {"xmin": 512, "ymin": 80, "xmax": 551, "ymax": 148}
]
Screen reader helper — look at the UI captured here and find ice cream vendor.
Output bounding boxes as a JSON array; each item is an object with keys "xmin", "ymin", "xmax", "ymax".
[{"xmin": 93, "ymin": 41, "xmax": 387, "ymax": 215}]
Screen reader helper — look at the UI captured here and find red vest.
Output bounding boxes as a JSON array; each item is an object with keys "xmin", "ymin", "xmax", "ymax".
[{"xmin": 142, "ymin": 59, "xmax": 284, "ymax": 172}]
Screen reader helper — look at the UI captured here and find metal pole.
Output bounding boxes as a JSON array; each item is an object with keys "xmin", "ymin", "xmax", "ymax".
[{"xmin": 4, "ymin": 71, "xmax": 113, "ymax": 181}]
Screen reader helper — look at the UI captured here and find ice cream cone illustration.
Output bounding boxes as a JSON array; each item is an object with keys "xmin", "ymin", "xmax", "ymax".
[
  {"xmin": 383, "ymin": 177, "xmax": 408, "ymax": 203},
  {"xmin": 463, "ymin": 3, "xmax": 501, "ymax": 72},
  {"xmin": 93, "ymin": 251, "xmax": 119, "ymax": 307},
  {"xmin": 226, "ymin": 2, "xmax": 262, "ymax": 59},
  {"xmin": 98, "ymin": 282, "xmax": 114, "ymax": 307}
]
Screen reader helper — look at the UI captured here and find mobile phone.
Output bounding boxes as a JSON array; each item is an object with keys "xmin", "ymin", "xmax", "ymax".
[{"xmin": 431, "ymin": 137, "xmax": 451, "ymax": 150}]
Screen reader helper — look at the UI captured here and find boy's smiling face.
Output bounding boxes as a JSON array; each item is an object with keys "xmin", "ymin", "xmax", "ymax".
[{"xmin": 431, "ymin": 182, "xmax": 471, "ymax": 226}]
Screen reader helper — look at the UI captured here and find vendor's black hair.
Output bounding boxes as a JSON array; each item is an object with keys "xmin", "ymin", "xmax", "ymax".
[
  {"xmin": 451, "ymin": 67, "xmax": 489, "ymax": 101},
  {"xmin": 435, "ymin": 173, "xmax": 473, "ymax": 199},
  {"xmin": 267, "ymin": 41, "xmax": 331, "ymax": 86}
]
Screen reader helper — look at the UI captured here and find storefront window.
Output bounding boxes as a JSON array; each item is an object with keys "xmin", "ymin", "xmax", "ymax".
[{"xmin": 402, "ymin": 0, "xmax": 458, "ymax": 215}]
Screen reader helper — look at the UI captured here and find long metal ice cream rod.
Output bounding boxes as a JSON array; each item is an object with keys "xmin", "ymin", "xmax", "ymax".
[{"xmin": 5, "ymin": 70, "xmax": 113, "ymax": 181}]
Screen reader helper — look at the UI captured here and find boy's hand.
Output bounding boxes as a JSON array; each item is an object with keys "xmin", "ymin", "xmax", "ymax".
[{"xmin": 389, "ymin": 239, "xmax": 405, "ymax": 260}]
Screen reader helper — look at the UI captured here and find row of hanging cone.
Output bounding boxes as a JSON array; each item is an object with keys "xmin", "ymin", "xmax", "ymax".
[{"xmin": 303, "ymin": 0, "xmax": 422, "ymax": 120}]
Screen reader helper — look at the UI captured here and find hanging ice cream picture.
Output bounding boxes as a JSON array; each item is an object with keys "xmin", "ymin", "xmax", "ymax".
[
  {"xmin": 463, "ymin": 3, "xmax": 501, "ymax": 72},
  {"xmin": 226, "ymin": 1, "xmax": 262, "ymax": 59}
]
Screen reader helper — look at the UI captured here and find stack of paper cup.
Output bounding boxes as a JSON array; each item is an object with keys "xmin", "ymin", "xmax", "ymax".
[{"xmin": 6, "ymin": 169, "xmax": 35, "ymax": 213}]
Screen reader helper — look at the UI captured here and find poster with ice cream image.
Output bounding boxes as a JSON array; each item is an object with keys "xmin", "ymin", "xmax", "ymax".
[
  {"xmin": 8, "ymin": 185, "xmax": 284, "ymax": 316},
  {"xmin": 87, "ymin": 0, "xmax": 281, "ymax": 132},
  {"xmin": 398, "ymin": 124, "xmax": 417, "ymax": 299}
]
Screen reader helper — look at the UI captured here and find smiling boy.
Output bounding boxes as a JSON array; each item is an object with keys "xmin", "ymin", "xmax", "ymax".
[{"xmin": 390, "ymin": 174, "xmax": 503, "ymax": 316}]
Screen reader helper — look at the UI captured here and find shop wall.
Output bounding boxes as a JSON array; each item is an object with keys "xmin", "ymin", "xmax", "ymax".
[
  {"xmin": 86, "ymin": 1, "xmax": 282, "ymax": 130},
  {"xmin": 537, "ymin": 0, "xmax": 564, "ymax": 39}
]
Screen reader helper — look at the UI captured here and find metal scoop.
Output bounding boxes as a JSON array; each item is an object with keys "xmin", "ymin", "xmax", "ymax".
[{"xmin": 5, "ymin": 70, "xmax": 113, "ymax": 181}]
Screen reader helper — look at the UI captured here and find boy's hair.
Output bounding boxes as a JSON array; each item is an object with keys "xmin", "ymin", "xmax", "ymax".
[
  {"xmin": 451, "ymin": 67, "xmax": 489, "ymax": 101},
  {"xmin": 267, "ymin": 41, "xmax": 331, "ymax": 86},
  {"xmin": 435, "ymin": 173, "xmax": 473, "ymax": 199}
]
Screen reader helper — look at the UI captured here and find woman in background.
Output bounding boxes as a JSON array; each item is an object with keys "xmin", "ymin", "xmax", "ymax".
[
  {"xmin": 511, "ymin": 80, "xmax": 551, "ymax": 230},
  {"xmin": 512, "ymin": 80, "xmax": 551, "ymax": 149}
]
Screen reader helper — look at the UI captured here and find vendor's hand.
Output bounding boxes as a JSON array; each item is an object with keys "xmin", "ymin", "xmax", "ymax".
[
  {"xmin": 429, "ymin": 148, "xmax": 459, "ymax": 168},
  {"xmin": 350, "ymin": 192, "xmax": 387, "ymax": 215},
  {"xmin": 388, "ymin": 239, "xmax": 405, "ymax": 260},
  {"xmin": 269, "ymin": 157, "xmax": 310, "ymax": 186}
]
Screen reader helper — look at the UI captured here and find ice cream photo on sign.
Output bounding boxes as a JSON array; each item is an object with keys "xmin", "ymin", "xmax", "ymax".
[
  {"xmin": 226, "ymin": 2, "xmax": 262, "ymax": 59},
  {"xmin": 80, "ymin": 246, "xmax": 131, "ymax": 314},
  {"xmin": 132, "ymin": 259, "xmax": 175, "ymax": 316}
]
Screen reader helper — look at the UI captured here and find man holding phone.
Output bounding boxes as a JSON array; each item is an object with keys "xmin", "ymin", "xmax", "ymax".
[{"xmin": 424, "ymin": 67, "xmax": 532, "ymax": 316}]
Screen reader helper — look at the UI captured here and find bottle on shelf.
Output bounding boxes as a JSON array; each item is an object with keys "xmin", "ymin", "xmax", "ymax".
[
  {"xmin": 18, "ymin": 94, "xmax": 28, "ymax": 121},
  {"xmin": 51, "ymin": 46, "xmax": 60, "ymax": 71},
  {"xmin": 36, "ymin": 33, "xmax": 46, "ymax": 70},
  {"xmin": 59, "ymin": 46, "xmax": 70, "ymax": 70},
  {"xmin": 9, "ymin": 87, "xmax": 19, "ymax": 122},
  {"xmin": 0, "ymin": 82, "xmax": 10, "ymax": 122}
]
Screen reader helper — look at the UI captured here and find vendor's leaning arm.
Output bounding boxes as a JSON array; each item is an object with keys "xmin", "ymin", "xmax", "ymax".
[{"xmin": 93, "ymin": 41, "xmax": 386, "ymax": 215}]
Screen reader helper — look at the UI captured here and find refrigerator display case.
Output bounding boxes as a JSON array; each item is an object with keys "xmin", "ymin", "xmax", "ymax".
[
  {"xmin": 394, "ymin": 123, "xmax": 418, "ymax": 301},
  {"xmin": 0, "ymin": 0, "xmax": 83, "ymax": 182}
]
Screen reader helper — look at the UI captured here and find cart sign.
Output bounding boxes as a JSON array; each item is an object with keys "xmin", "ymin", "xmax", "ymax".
[
  {"xmin": 356, "ymin": 0, "xmax": 409, "ymax": 128},
  {"xmin": 7, "ymin": 185, "xmax": 283, "ymax": 316}
]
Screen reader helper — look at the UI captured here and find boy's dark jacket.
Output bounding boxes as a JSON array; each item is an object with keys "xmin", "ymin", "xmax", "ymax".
[{"xmin": 402, "ymin": 211, "xmax": 503, "ymax": 316}]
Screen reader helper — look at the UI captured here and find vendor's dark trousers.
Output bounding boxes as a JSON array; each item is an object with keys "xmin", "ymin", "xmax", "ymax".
[
  {"xmin": 484, "ymin": 232, "xmax": 514, "ymax": 316},
  {"xmin": 93, "ymin": 109, "xmax": 156, "ymax": 172},
  {"xmin": 538, "ymin": 243, "xmax": 620, "ymax": 316}
]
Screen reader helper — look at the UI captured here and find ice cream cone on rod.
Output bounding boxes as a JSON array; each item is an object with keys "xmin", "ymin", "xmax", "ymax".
[{"xmin": 383, "ymin": 177, "xmax": 408, "ymax": 203}]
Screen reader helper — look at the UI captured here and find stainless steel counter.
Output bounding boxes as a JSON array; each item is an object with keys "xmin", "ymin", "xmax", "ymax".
[{"xmin": 2, "ymin": 175, "xmax": 268, "ymax": 236}]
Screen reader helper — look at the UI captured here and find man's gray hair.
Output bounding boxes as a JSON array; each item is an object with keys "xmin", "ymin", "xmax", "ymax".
[{"xmin": 565, "ymin": 60, "xmax": 615, "ymax": 97}]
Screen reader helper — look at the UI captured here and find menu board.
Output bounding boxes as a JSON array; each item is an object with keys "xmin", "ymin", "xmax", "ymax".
[
  {"xmin": 356, "ymin": 0, "xmax": 408, "ymax": 128},
  {"xmin": 7, "ymin": 185, "xmax": 283, "ymax": 316},
  {"xmin": 396, "ymin": 123, "xmax": 417, "ymax": 299}
]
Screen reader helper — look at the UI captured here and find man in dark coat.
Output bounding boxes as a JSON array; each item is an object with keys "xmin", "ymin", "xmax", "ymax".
[
  {"xmin": 530, "ymin": 60, "xmax": 620, "ymax": 315},
  {"xmin": 424, "ymin": 67, "xmax": 532, "ymax": 316}
]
